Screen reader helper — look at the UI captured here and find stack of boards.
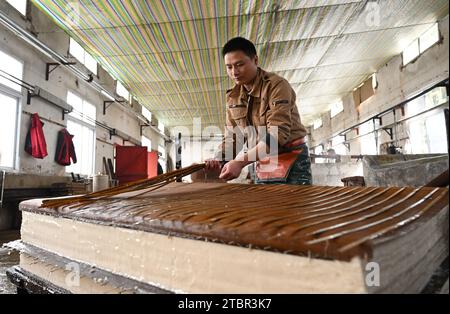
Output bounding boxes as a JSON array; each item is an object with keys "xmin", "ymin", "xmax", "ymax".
[{"xmin": 7, "ymin": 182, "xmax": 448, "ymax": 293}]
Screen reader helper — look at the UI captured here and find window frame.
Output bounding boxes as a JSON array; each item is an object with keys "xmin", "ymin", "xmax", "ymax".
[
  {"xmin": 402, "ymin": 23, "xmax": 441, "ymax": 67},
  {"xmin": 419, "ymin": 23, "xmax": 440, "ymax": 54},
  {"xmin": 0, "ymin": 48, "xmax": 25, "ymax": 92},
  {"xmin": 69, "ymin": 37, "xmax": 98, "ymax": 76},
  {"xmin": 0, "ymin": 84, "xmax": 22, "ymax": 171},
  {"xmin": 313, "ymin": 118, "xmax": 323, "ymax": 130},
  {"xmin": 116, "ymin": 81, "xmax": 130, "ymax": 102},
  {"xmin": 5, "ymin": 0, "xmax": 27, "ymax": 16},
  {"xmin": 330, "ymin": 101, "xmax": 344, "ymax": 118},
  {"xmin": 141, "ymin": 135, "xmax": 152, "ymax": 152},
  {"xmin": 65, "ymin": 91, "xmax": 97, "ymax": 176}
]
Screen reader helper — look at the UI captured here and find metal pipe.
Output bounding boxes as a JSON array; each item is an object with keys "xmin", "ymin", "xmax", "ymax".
[
  {"xmin": 0, "ymin": 9, "xmax": 170, "ymax": 142},
  {"xmin": 311, "ymin": 78, "xmax": 449, "ymax": 150},
  {"xmin": 0, "ymin": 69, "xmax": 34, "ymax": 90}
]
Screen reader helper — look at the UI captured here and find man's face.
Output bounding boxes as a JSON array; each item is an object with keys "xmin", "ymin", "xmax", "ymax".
[{"xmin": 224, "ymin": 50, "xmax": 258, "ymax": 86}]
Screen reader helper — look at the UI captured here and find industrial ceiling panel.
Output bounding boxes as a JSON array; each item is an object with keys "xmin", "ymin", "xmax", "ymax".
[
  {"xmin": 131, "ymin": 77, "xmax": 230, "ymax": 96},
  {"xmin": 307, "ymin": 59, "xmax": 386, "ymax": 81},
  {"xmin": 318, "ymin": 24, "xmax": 435, "ymax": 67},
  {"xmin": 275, "ymin": 68, "xmax": 315, "ymax": 84},
  {"xmin": 294, "ymin": 75, "xmax": 368, "ymax": 98},
  {"xmin": 297, "ymin": 94, "xmax": 351, "ymax": 113},
  {"xmin": 261, "ymin": 37, "xmax": 335, "ymax": 72},
  {"xmin": 30, "ymin": 0, "xmax": 448, "ymax": 128},
  {"xmin": 342, "ymin": 0, "xmax": 449, "ymax": 34},
  {"xmin": 123, "ymin": 0, "xmax": 364, "ymax": 24}
]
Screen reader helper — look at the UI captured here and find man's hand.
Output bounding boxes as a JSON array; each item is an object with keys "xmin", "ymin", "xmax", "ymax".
[
  {"xmin": 219, "ymin": 160, "xmax": 245, "ymax": 181},
  {"xmin": 205, "ymin": 159, "xmax": 222, "ymax": 172}
]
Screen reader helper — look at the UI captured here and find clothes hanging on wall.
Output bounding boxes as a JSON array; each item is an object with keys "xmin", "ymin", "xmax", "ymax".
[
  {"xmin": 55, "ymin": 128, "xmax": 77, "ymax": 166},
  {"xmin": 24, "ymin": 113, "xmax": 48, "ymax": 159}
]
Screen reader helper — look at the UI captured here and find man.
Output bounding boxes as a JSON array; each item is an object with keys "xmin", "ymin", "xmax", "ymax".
[{"xmin": 205, "ymin": 37, "xmax": 312, "ymax": 185}]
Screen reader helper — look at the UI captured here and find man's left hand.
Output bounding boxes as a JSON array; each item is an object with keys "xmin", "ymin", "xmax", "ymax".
[{"xmin": 219, "ymin": 160, "xmax": 245, "ymax": 181}]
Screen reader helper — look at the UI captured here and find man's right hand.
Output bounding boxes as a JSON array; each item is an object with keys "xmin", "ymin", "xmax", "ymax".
[{"xmin": 204, "ymin": 159, "xmax": 222, "ymax": 172}]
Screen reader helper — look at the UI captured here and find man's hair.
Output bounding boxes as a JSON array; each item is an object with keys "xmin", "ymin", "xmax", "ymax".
[{"xmin": 222, "ymin": 37, "xmax": 257, "ymax": 58}]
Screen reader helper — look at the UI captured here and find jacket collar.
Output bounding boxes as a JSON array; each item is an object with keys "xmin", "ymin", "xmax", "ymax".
[{"xmin": 227, "ymin": 67, "xmax": 265, "ymax": 99}]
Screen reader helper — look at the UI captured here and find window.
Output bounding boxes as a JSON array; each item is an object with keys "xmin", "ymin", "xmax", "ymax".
[
  {"xmin": 116, "ymin": 81, "xmax": 130, "ymax": 101},
  {"xmin": 314, "ymin": 145, "xmax": 324, "ymax": 164},
  {"xmin": 402, "ymin": 39, "xmax": 419, "ymax": 66},
  {"xmin": 6, "ymin": 0, "xmax": 27, "ymax": 16},
  {"xmin": 158, "ymin": 144, "xmax": 166, "ymax": 172},
  {"xmin": 158, "ymin": 121, "xmax": 165, "ymax": 133},
  {"xmin": 69, "ymin": 38, "xmax": 97, "ymax": 75},
  {"xmin": 372, "ymin": 73, "xmax": 378, "ymax": 89},
  {"xmin": 141, "ymin": 136, "xmax": 152, "ymax": 152},
  {"xmin": 403, "ymin": 86, "xmax": 448, "ymax": 154},
  {"xmin": 84, "ymin": 53, "xmax": 98, "ymax": 74},
  {"xmin": 331, "ymin": 135, "xmax": 347, "ymax": 156},
  {"xmin": 158, "ymin": 144, "xmax": 166, "ymax": 159},
  {"xmin": 0, "ymin": 50, "xmax": 24, "ymax": 92},
  {"xmin": 330, "ymin": 101, "xmax": 344, "ymax": 118},
  {"xmin": 66, "ymin": 91, "xmax": 96, "ymax": 176},
  {"xmin": 0, "ymin": 91, "xmax": 19, "ymax": 169},
  {"xmin": 424, "ymin": 86, "xmax": 447, "ymax": 107},
  {"xmin": 142, "ymin": 106, "xmax": 152, "ymax": 122},
  {"xmin": 420, "ymin": 23, "xmax": 439, "ymax": 53},
  {"xmin": 353, "ymin": 76, "xmax": 375, "ymax": 106},
  {"xmin": 359, "ymin": 121, "xmax": 377, "ymax": 155},
  {"xmin": 67, "ymin": 91, "xmax": 96, "ymax": 125},
  {"xmin": 406, "ymin": 87, "xmax": 447, "ymax": 117},
  {"xmin": 313, "ymin": 118, "xmax": 322, "ymax": 130},
  {"xmin": 0, "ymin": 51, "xmax": 22, "ymax": 169},
  {"xmin": 402, "ymin": 23, "xmax": 440, "ymax": 66}
]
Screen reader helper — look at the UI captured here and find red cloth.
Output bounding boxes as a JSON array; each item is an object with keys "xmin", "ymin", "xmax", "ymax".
[
  {"xmin": 24, "ymin": 113, "xmax": 48, "ymax": 159},
  {"xmin": 55, "ymin": 128, "xmax": 77, "ymax": 166}
]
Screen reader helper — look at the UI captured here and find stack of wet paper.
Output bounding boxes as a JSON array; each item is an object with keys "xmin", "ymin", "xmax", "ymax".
[{"xmin": 12, "ymin": 183, "xmax": 448, "ymax": 293}]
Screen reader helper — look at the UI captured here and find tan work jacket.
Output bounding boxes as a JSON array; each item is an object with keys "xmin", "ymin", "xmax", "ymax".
[{"xmin": 216, "ymin": 68, "xmax": 307, "ymax": 160}]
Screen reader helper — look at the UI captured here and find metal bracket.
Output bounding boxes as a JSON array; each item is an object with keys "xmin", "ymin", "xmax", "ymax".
[
  {"xmin": 103, "ymin": 100, "xmax": 126, "ymax": 115},
  {"xmin": 382, "ymin": 127, "xmax": 394, "ymax": 140},
  {"xmin": 109, "ymin": 129, "xmax": 117, "ymax": 140},
  {"xmin": 26, "ymin": 90, "xmax": 70, "ymax": 121},
  {"xmin": 26, "ymin": 90, "xmax": 33, "ymax": 105},
  {"xmin": 62, "ymin": 109, "xmax": 70, "ymax": 121},
  {"xmin": 373, "ymin": 117, "xmax": 382, "ymax": 126},
  {"xmin": 399, "ymin": 104, "xmax": 405, "ymax": 116},
  {"xmin": 140, "ymin": 124, "xmax": 150, "ymax": 136},
  {"xmin": 343, "ymin": 142, "xmax": 350, "ymax": 151},
  {"xmin": 45, "ymin": 62, "xmax": 76, "ymax": 81},
  {"xmin": 103, "ymin": 101, "xmax": 114, "ymax": 115}
]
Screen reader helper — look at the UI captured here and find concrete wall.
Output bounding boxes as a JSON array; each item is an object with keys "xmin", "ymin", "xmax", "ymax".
[
  {"xmin": 310, "ymin": 14, "xmax": 449, "ymax": 155},
  {"xmin": 363, "ymin": 154, "xmax": 448, "ymax": 187},
  {"xmin": 311, "ymin": 158, "xmax": 364, "ymax": 186},
  {"xmin": 310, "ymin": 153, "xmax": 448, "ymax": 187},
  {"xmin": 0, "ymin": 1, "xmax": 167, "ymax": 181}
]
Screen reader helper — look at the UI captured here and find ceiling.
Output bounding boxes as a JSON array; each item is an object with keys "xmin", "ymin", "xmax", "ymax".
[{"xmin": 31, "ymin": 0, "xmax": 449, "ymax": 130}]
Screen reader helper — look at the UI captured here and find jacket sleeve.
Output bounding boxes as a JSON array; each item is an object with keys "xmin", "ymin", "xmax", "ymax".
[
  {"xmin": 54, "ymin": 130, "xmax": 63, "ymax": 163},
  {"xmin": 69, "ymin": 135, "xmax": 77, "ymax": 164},
  {"xmin": 214, "ymin": 107, "xmax": 239, "ymax": 161},
  {"xmin": 265, "ymin": 79, "xmax": 296, "ymax": 146}
]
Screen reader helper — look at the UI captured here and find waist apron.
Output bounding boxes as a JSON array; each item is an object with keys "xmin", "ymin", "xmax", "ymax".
[{"xmin": 255, "ymin": 142, "xmax": 312, "ymax": 185}]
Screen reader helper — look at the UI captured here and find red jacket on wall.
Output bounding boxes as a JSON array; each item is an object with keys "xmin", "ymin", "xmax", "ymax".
[
  {"xmin": 24, "ymin": 113, "xmax": 48, "ymax": 159},
  {"xmin": 55, "ymin": 128, "xmax": 77, "ymax": 166}
]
